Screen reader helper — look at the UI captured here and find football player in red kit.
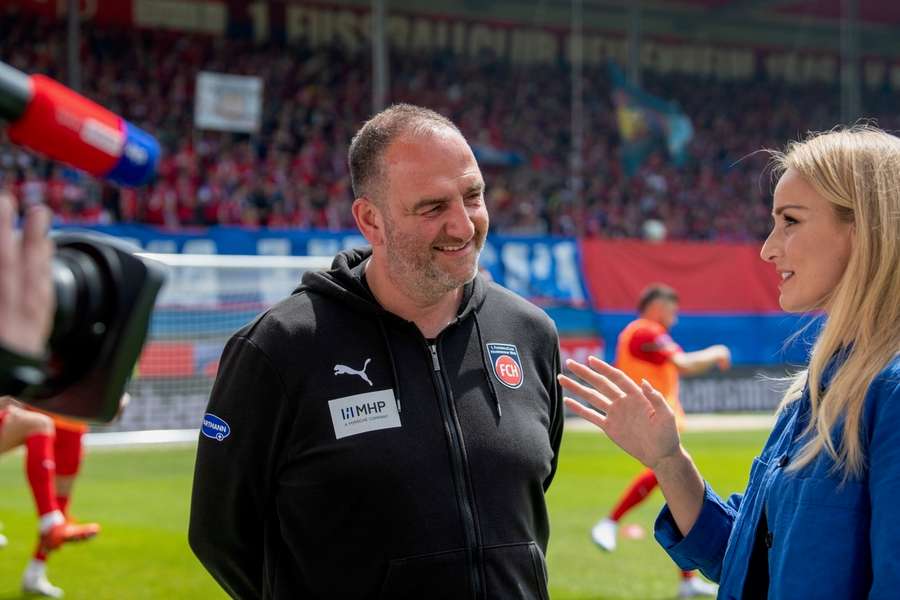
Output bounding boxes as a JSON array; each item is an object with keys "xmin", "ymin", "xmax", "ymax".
[{"xmin": 0, "ymin": 398, "xmax": 100, "ymax": 597}]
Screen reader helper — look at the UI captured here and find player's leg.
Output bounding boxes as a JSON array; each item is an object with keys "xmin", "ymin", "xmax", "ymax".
[
  {"xmin": 591, "ymin": 468, "xmax": 659, "ymax": 552},
  {"xmin": 0, "ymin": 404, "xmax": 66, "ymax": 597},
  {"xmin": 22, "ymin": 420, "xmax": 99, "ymax": 598},
  {"xmin": 51, "ymin": 420, "xmax": 100, "ymax": 541},
  {"xmin": 678, "ymin": 571, "xmax": 718, "ymax": 597},
  {"xmin": 0, "ymin": 405, "xmax": 64, "ymax": 529},
  {"xmin": 52, "ymin": 420, "xmax": 90, "ymax": 520},
  {"xmin": 21, "ymin": 559, "xmax": 64, "ymax": 598}
]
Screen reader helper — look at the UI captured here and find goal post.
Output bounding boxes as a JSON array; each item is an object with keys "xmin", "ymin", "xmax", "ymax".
[{"xmin": 92, "ymin": 253, "xmax": 334, "ymax": 434}]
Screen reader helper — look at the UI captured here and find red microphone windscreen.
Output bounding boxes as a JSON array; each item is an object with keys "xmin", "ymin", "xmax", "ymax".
[{"xmin": 8, "ymin": 75, "xmax": 123, "ymax": 177}]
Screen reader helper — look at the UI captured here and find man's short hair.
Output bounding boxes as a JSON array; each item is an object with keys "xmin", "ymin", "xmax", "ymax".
[
  {"xmin": 637, "ymin": 284, "xmax": 679, "ymax": 313},
  {"xmin": 348, "ymin": 103, "xmax": 462, "ymax": 201}
]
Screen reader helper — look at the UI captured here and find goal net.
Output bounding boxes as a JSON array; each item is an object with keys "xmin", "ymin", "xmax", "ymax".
[{"xmin": 94, "ymin": 253, "xmax": 333, "ymax": 433}]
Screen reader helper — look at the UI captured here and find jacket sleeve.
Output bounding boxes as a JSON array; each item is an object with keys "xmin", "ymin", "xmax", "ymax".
[
  {"xmin": 188, "ymin": 335, "xmax": 292, "ymax": 599},
  {"xmin": 654, "ymin": 482, "xmax": 742, "ymax": 582},
  {"xmin": 867, "ymin": 367, "xmax": 900, "ymax": 598},
  {"xmin": 543, "ymin": 343, "xmax": 564, "ymax": 491}
]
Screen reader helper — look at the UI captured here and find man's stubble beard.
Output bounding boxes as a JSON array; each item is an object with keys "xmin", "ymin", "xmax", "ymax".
[{"xmin": 382, "ymin": 217, "xmax": 484, "ymax": 304}]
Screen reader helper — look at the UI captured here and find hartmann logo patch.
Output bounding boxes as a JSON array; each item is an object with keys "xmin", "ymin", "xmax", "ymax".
[
  {"xmin": 487, "ymin": 343, "xmax": 524, "ymax": 389},
  {"xmin": 328, "ymin": 389, "xmax": 401, "ymax": 440},
  {"xmin": 201, "ymin": 413, "xmax": 231, "ymax": 441}
]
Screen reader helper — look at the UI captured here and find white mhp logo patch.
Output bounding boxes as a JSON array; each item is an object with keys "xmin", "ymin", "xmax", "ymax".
[{"xmin": 328, "ymin": 389, "xmax": 401, "ymax": 440}]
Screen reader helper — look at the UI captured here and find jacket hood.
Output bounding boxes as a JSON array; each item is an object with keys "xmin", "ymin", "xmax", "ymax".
[{"xmin": 295, "ymin": 247, "xmax": 380, "ymax": 314}]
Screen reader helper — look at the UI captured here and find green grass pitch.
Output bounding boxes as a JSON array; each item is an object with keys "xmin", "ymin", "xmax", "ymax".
[{"xmin": 0, "ymin": 428, "xmax": 768, "ymax": 599}]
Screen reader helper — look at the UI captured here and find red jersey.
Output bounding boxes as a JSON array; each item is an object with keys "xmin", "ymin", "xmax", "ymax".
[{"xmin": 615, "ymin": 318, "xmax": 683, "ymax": 410}]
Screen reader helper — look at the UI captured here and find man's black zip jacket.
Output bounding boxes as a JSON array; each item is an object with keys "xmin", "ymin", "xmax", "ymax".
[{"xmin": 189, "ymin": 248, "xmax": 564, "ymax": 599}]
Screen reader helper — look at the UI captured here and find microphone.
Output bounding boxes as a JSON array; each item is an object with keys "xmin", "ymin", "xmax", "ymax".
[{"xmin": 0, "ymin": 60, "xmax": 160, "ymax": 187}]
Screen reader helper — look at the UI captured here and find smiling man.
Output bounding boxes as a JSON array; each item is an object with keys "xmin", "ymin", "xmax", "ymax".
[{"xmin": 189, "ymin": 104, "xmax": 564, "ymax": 599}]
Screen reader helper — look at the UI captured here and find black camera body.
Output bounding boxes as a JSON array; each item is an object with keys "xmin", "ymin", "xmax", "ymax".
[{"xmin": 7, "ymin": 232, "xmax": 165, "ymax": 422}]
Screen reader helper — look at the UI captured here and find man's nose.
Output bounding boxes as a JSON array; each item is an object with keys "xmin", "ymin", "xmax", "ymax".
[{"xmin": 444, "ymin": 200, "xmax": 476, "ymax": 239}]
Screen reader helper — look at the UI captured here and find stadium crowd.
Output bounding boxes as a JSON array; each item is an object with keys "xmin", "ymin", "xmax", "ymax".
[{"xmin": 1, "ymin": 12, "xmax": 897, "ymax": 241}]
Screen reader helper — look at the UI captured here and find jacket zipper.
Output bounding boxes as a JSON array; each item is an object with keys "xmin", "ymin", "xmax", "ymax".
[{"xmin": 428, "ymin": 342, "xmax": 484, "ymax": 600}]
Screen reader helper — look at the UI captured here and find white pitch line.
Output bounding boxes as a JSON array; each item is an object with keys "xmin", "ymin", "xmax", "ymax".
[
  {"xmin": 565, "ymin": 413, "xmax": 776, "ymax": 433},
  {"xmin": 78, "ymin": 414, "xmax": 777, "ymax": 449},
  {"xmin": 84, "ymin": 429, "xmax": 199, "ymax": 447}
]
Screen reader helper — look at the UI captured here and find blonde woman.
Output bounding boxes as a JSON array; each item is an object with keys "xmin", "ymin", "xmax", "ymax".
[{"xmin": 560, "ymin": 126, "xmax": 900, "ymax": 598}]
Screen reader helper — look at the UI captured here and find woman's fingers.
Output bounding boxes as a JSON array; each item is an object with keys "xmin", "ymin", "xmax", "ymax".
[
  {"xmin": 587, "ymin": 356, "xmax": 645, "ymax": 396},
  {"xmin": 558, "ymin": 373, "xmax": 613, "ymax": 411},
  {"xmin": 641, "ymin": 379, "xmax": 671, "ymax": 414},
  {"xmin": 563, "ymin": 397, "xmax": 607, "ymax": 429},
  {"xmin": 564, "ymin": 358, "xmax": 626, "ymax": 400}
]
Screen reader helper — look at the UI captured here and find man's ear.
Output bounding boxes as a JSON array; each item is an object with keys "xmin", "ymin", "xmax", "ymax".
[{"xmin": 352, "ymin": 197, "xmax": 386, "ymax": 247}]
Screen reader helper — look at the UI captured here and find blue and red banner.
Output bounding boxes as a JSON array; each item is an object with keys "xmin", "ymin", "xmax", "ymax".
[
  {"xmin": 580, "ymin": 238, "xmax": 816, "ymax": 365},
  {"xmin": 64, "ymin": 224, "xmax": 814, "ymax": 370}
]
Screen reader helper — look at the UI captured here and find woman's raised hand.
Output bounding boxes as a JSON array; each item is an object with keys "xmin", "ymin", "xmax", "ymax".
[{"xmin": 558, "ymin": 356, "xmax": 682, "ymax": 470}]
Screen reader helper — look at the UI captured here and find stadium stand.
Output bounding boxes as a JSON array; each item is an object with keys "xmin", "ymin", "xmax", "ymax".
[{"xmin": 2, "ymin": 7, "xmax": 898, "ymax": 240}]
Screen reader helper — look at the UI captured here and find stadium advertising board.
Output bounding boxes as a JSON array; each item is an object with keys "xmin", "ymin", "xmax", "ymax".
[{"xmin": 59, "ymin": 224, "xmax": 591, "ymax": 308}]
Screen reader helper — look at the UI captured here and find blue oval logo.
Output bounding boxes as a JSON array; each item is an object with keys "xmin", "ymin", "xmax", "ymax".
[{"xmin": 201, "ymin": 413, "xmax": 231, "ymax": 441}]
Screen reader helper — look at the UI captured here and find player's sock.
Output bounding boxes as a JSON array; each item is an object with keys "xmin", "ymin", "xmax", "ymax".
[
  {"xmin": 25, "ymin": 433, "xmax": 59, "ymax": 518},
  {"xmin": 610, "ymin": 468, "xmax": 659, "ymax": 522},
  {"xmin": 682, "ymin": 571, "xmax": 695, "ymax": 580},
  {"xmin": 38, "ymin": 512, "xmax": 65, "ymax": 535},
  {"xmin": 678, "ymin": 573, "xmax": 718, "ymax": 597},
  {"xmin": 590, "ymin": 517, "xmax": 618, "ymax": 552},
  {"xmin": 36, "ymin": 511, "xmax": 65, "ymax": 554},
  {"xmin": 22, "ymin": 558, "xmax": 64, "ymax": 598},
  {"xmin": 55, "ymin": 495, "xmax": 69, "ymax": 519},
  {"xmin": 54, "ymin": 427, "xmax": 84, "ymax": 520}
]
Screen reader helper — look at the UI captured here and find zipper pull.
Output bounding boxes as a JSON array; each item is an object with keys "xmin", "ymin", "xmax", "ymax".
[{"xmin": 429, "ymin": 344, "xmax": 441, "ymax": 372}]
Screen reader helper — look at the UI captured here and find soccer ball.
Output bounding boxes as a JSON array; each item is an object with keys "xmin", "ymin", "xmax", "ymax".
[{"xmin": 642, "ymin": 219, "xmax": 667, "ymax": 242}]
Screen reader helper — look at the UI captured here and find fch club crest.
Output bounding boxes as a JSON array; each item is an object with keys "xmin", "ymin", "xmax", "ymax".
[{"xmin": 486, "ymin": 343, "xmax": 524, "ymax": 389}]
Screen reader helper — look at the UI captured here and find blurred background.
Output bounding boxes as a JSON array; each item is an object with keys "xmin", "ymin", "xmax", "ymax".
[{"xmin": 0, "ymin": 0, "xmax": 894, "ymax": 598}]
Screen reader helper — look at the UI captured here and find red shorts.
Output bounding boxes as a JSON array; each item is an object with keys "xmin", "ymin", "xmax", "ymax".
[{"xmin": 25, "ymin": 407, "xmax": 89, "ymax": 433}]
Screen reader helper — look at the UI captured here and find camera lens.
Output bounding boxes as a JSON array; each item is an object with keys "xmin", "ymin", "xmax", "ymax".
[{"xmin": 16, "ymin": 233, "xmax": 165, "ymax": 422}]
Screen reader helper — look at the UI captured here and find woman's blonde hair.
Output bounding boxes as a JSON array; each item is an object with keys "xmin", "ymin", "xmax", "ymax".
[{"xmin": 771, "ymin": 125, "xmax": 900, "ymax": 478}]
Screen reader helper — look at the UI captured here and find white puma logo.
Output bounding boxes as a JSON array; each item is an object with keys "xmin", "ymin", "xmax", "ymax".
[{"xmin": 334, "ymin": 358, "xmax": 373, "ymax": 386}]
